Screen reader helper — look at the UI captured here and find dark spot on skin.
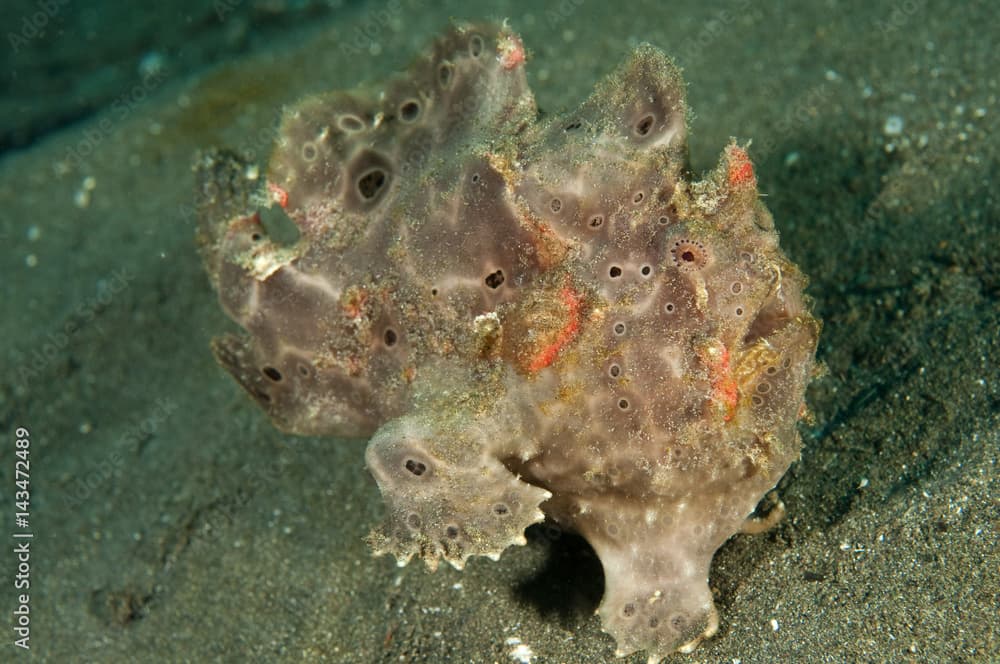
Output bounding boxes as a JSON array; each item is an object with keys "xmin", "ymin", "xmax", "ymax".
[
  {"xmin": 735, "ymin": 306, "xmax": 744, "ymax": 317},
  {"xmin": 262, "ymin": 367, "xmax": 282, "ymax": 381},
  {"xmin": 670, "ymin": 615, "xmax": 687, "ymax": 632},
  {"xmin": 766, "ymin": 366, "xmax": 778, "ymax": 375},
  {"xmin": 731, "ymin": 282, "xmax": 743, "ymax": 294},
  {"xmin": 493, "ymin": 503, "xmax": 509, "ymax": 516},
  {"xmin": 609, "ymin": 266, "xmax": 622, "ymax": 278},
  {"xmin": 384, "ymin": 329, "xmax": 398, "ymax": 346},
  {"xmin": 550, "ymin": 197, "xmax": 562, "ymax": 213},
  {"xmin": 251, "ymin": 233, "xmax": 262, "ymax": 241},
  {"xmin": 407, "ymin": 513, "xmax": 421, "ymax": 528},
  {"xmin": 404, "ymin": 459, "xmax": 427, "ymax": 476},
  {"xmin": 358, "ymin": 169, "xmax": 387, "ymax": 199},
  {"xmin": 438, "ymin": 62, "xmax": 454, "ymax": 88},
  {"xmin": 399, "ymin": 100, "xmax": 420, "ymax": 122},
  {"xmin": 641, "ymin": 265, "xmax": 652, "ymax": 276},
  {"xmin": 635, "ymin": 114, "xmax": 655, "ymax": 136},
  {"xmin": 664, "ymin": 302, "xmax": 675, "ymax": 313},
  {"xmin": 614, "ymin": 322, "xmax": 626, "ymax": 335},
  {"xmin": 471, "ymin": 173, "xmax": 480, "ymax": 183},
  {"xmin": 565, "ymin": 121, "xmax": 582, "ymax": 131},
  {"xmin": 618, "ymin": 398, "xmax": 629, "ymax": 410},
  {"xmin": 623, "ymin": 603, "xmax": 636, "ymax": 618},
  {"xmin": 445, "ymin": 525, "xmax": 459, "ymax": 539},
  {"xmin": 469, "ymin": 34, "xmax": 485, "ymax": 57},
  {"xmin": 648, "ymin": 617, "xmax": 659, "ymax": 629},
  {"xmin": 671, "ymin": 239, "xmax": 709, "ymax": 271},
  {"xmin": 297, "ymin": 363, "xmax": 310, "ymax": 377},
  {"xmin": 609, "ymin": 364, "xmax": 621, "ymax": 378},
  {"xmin": 485, "ymin": 269, "xmax": 505, "ymax": 289},
  {"xmin": 632, "ymin": 191, "xmax": 644, "ymax": 204},
  {"xmin": 589, "ymin": 214, "xmax": 604, "ymax": 228},
  {"xmin": 662, "ymin": 203, "xmax": 680, "ymax": 223}
]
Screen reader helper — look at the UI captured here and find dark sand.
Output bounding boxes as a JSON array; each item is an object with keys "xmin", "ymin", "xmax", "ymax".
[{"xmin": 2, "ymin": 1, "xmax": 997, "ymax": 662}]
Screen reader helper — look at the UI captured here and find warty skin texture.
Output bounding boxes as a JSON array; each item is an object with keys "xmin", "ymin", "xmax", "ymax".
[{"xmin": 195, "ymin": 21, "xmax": 820, "ymax": 661}]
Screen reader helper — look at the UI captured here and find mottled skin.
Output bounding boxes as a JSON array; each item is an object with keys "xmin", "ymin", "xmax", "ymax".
[{"xmin": 195, "ymin": 22, "xmax": 820, "ymax": 661}]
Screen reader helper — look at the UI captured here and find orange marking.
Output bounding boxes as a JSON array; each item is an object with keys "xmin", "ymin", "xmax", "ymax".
[
  {"xmin": 268, "ymin": 182, "xmax": 289, "ymax": 209},
  {"xmin": 726, "ymin": 145, "xmax": 756, "ymax": 189},
  {"xmin": 703, "ymin": 342, "xmax": 739, "ymax": 421},
  {"xmin": 342, "ymin": 288, "xmax": 367, "ymax": 320},
  {"xmin": 498, "ymin": 34, "xmax": 526, "ymax": 70},
  {"xmin": 527, "ymin": 285, "xmax": 581, "ymax": 373}
]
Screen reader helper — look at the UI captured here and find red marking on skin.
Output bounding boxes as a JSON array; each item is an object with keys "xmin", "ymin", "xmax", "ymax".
[
  {"xmin": 726, "ymin": 145, "xmax": 756, "ymax": 189},
  {"xmin": 342, "ymin": 290, "xmax": 367, "ymax": 320},
  {"xmin": 498, "ymin": 34, "xmax": 526, "ymax": 70},
  {"xmin": 527, "ymin": 285, "xmax": 581, "ymax": 373},
  {"xmin": 704, "ymin": 343, "xmax": 739, "ymax": 421},
  {"xmin": 268, "ymin": 182, "xmax": 289, "ymax": 209}
]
